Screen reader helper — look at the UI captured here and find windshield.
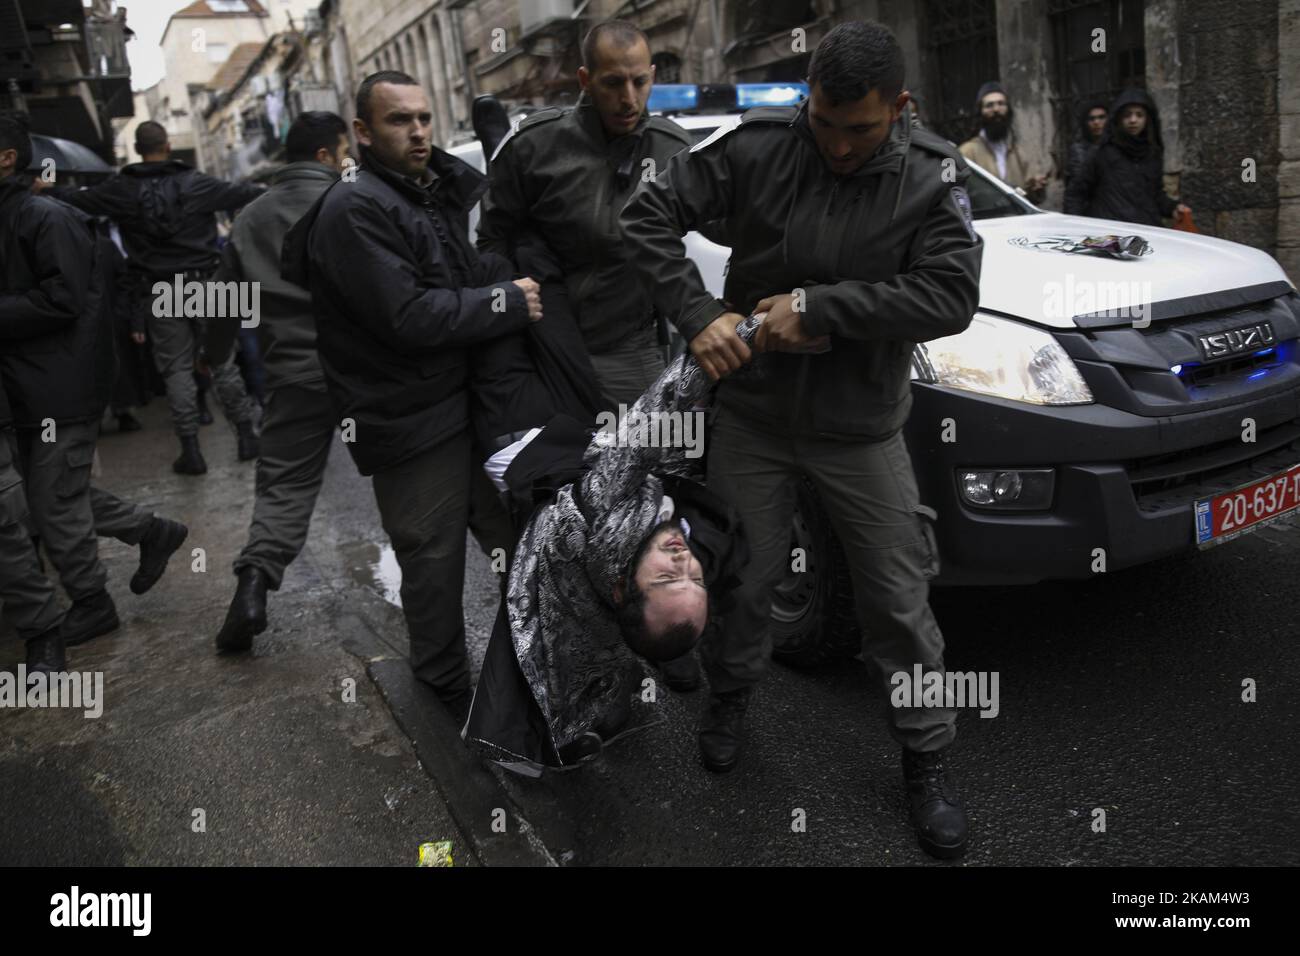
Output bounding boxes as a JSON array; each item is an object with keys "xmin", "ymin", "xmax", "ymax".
[
  {"xmin": 686, "ymin": 124, "xmax": 1034, "ymax": 220},
  {"xmin": 964, "ymin": 168, "xmax": 1035, "ymax": 219}
]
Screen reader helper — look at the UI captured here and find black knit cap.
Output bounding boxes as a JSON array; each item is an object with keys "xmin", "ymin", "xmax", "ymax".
[{"xmin": 974, "ymin": 81, "xmax": 1007, "ymax": 112}]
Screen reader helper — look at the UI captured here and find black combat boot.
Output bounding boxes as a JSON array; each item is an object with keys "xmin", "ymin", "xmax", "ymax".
[
  {"xmin": 236, "ymin": 420, "xmax": 260, "ymax": 461},
  {"xmin": 62, "ymin": 591, "xmax": 120, "ymax": 647},
  {"xmin": 698, "ymin": 686, "xmax": 752, "ymax": 773},
  {"xmin": 902, "ymin": 747, "xmax": 969, "ymax": 859},
  {"xmin": 173, "ymin": 435, "xmax": 207, "ymax": 475},
  {"xmin": 25, "ymin": 625, "xmax": 66, "ymax": 674},
  {"xmin": 215, "ymin": 567, "xmax": 268, "ymax": 654},
  {"xmin": 130, "ymin": 516, "xmax": 189, "ymax": 595}
]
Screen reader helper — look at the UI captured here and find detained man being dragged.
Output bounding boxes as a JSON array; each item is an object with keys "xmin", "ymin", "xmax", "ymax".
[{"xmin": 463, "ymin": 316, "xmax": 757, "ymax": 773}]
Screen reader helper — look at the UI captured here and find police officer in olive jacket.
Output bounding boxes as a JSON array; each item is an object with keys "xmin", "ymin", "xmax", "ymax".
[
  {"xmin": 206, "ymin": 112, "xmax": 353, "ymax": 655},
  {"xmin": 282, "ymin": 73, "xmax": 542, "ymax": 719},
  {"xmin": 477, "ymin": 20, "xmax": 712, "ymax": 692},
  {"xmin": 51, "ymin": 121, "xmax": 264, "ymax": 475},
  {"xmin": 0, "ymin": 364, "xmax": 65, "ymax": 674},
  {"xmin": 620, "ymin": 22, "xmax": 982, "ymax": 859},
  {"xmin": 477, "ymin": 20, "xmax": 694, "ymax": 409},
  {"xmin": 1, "ymin": 113, "xmax": 188, "ymax": 647}
]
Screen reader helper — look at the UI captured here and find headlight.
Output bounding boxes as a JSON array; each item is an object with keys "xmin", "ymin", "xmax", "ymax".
[{"xmin": 912, "ymin": 313, "xmax": 1093, "ymax": 405}]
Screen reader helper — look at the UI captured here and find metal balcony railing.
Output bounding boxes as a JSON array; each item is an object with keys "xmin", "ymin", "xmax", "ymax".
[{"xmin": 83, "ymin": 17, "xmax": 129, "ymax": 79}]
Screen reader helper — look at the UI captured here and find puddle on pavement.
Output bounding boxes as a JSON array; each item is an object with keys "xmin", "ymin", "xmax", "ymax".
[{"xmin": 341, "ymin": 540, "xmax": 403, "ymax": 608}]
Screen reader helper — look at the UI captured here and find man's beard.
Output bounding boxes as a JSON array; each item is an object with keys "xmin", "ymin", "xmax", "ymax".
[{"xmin": 981, "ymin": 113, "xmax": 1010, "ymax": 141}]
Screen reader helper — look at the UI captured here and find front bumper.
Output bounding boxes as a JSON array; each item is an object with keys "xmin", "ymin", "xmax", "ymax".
[{"xmin": 904, "ymin": 382, "xmax": 1300, "ymax": 585}]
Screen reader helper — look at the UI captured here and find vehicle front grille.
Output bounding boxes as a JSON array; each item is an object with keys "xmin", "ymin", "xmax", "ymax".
[{"xmin": 1128, "ymin": 419, "xmax": 1300, "ymax": 503}]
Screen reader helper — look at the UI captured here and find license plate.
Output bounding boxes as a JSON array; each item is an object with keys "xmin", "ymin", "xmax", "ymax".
[{"xmin": 1194, "ymin": 463, "xmax": 1300, "ymax": 547}]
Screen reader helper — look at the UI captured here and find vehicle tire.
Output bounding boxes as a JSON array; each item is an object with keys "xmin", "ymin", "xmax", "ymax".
[{"xmin": 769, "ymin": 478, "xmax": 861, "ymax": 669}]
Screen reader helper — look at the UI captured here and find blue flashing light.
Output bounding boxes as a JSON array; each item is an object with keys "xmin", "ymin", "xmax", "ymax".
[
  {"xmin": 647, "ymin": 84, "xmax": 699, "ymax": 113},
  {"xmin": 1248, "ymin": 369, "xmax": 1270, "ymax": 380},
  {"xmin": 735, "ymin": 82, "xmax": 808, "ymax": 109},
  {"xmin": 1254, "ymin": 347, "xmax": 1275, "ymax": 357}
]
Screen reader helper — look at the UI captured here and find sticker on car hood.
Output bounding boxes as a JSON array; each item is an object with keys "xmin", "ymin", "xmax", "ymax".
[{"xmin": 1009, "ymin": 233, "xmax": 1153, "ymax": 259}]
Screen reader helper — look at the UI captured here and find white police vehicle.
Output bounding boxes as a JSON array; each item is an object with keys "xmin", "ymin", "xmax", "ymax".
[{"xmin": 450, "ymin": 83, "xmax": 1300, "ymax": 666}]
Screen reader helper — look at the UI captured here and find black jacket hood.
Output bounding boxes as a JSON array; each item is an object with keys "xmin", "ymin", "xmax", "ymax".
[{"xmin": 1102, "ymin": 87, "xmax": 1165, "ymax": 155}]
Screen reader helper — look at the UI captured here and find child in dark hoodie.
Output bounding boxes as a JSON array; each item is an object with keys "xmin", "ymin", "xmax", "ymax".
[{"xmin": 1064, "ymin": 87, "xmax": 1191, "ymax": 227}]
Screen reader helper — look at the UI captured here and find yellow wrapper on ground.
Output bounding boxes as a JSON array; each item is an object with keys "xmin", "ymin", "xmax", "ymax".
[{"xmin": 418, "ymin": 841, "xmax": 454, "ymax": 867}]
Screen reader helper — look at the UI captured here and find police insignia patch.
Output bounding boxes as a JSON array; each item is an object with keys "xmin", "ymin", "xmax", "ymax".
[{"xmin": 950, "ymin": 186, "xmax": 976, "ymax": 243}]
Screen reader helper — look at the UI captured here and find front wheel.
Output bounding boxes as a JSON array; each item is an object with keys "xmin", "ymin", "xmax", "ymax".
[{"xmin": 769, "ymin": 478, "xmax": 861, "ymax": 669}]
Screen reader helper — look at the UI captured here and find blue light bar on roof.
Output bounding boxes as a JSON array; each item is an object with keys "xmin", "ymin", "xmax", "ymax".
[
  {"xmin": 647, "ymin": 84, "xmax": 699, "ymax": 113},
  {"xmin": 735, "ymin": 82, "xmax": 808, "ymax": 109}
]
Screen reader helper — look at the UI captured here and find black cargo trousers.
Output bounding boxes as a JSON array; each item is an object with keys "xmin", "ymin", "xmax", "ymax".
[{"xmin": 702, "ymin": 405, "xmax": 957, "ymax": 752}]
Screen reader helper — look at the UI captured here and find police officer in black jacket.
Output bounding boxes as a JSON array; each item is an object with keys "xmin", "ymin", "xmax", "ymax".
[
  {"xmin": 282, "ymin": 72, "xmax": 542, "ymax": 719},
  {"xmin": 620, "ymin": 22, "xmax": 982, "ymax": 858},
  {"xmin": 50, "ymin": 121, "xmax": 264, "ymax": 475}
]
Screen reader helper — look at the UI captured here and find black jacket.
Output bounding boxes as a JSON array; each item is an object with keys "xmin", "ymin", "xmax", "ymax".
[
  {"xmin": 619, "ymin": 102, "xmax": 983, "ymax": 440},
  {"xmin": 477, "ymin": 97, "xmax": 695, "ymax": 355},
  {"xmin": 56, "ymin": 159, "xmax": 263, "ymax": 277},
  {"xmin": 208, "ymin": 161, "xmax": 336, "ymax": 391},
  {"xmin": 0, "ymin": 177, "xmax": 108, "ymax": 426},
  {"xmin": 1064, "ymin": 88, "xmax": 1178, "ymax": 225},
  {"xmin": 281, "ymin": 145, "xmax": 531, "ymax": 475}
]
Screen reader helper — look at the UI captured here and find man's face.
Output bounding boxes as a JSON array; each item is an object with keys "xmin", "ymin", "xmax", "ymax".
[
  {"xmin": 355, "ymin": 82, "xmax": 432, "ymax": 177},
  {"xmin": 1119, "ymin": 104, "xmax": 1147, "ymax": 137},
  {"xmin": 320, "ymin": 132, "xmax": 352, "ymax": 173},
  {"xmin": 632, "ymin": 523, "xmax": 708, "ymax": 641},
  {"xmin": 979, "ymin": 92, "xmax": 1010, "ymax": 139},
  {"xmin": 1087, "ymin": 108, "xmax": 1107, "ymax": 140},
  {"xmin": 578, "ymin": 37, "xmax": 654, "ymax": 138},
  {"xmin": 0, "ymin": 146, "xmax": 16, "ymax": 180},
  {"xmin": 808, "ymin": 82, "xmax": 909, "ymax": 177}
]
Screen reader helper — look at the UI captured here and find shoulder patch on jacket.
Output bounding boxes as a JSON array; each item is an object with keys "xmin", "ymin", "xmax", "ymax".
[{"xmin": 950, "ymin": 186, "xmax": 977, "ymax": 243}]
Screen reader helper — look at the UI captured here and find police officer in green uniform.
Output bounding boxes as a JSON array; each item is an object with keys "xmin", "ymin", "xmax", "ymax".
[
  {"xmin": 477, "ymin": 19, "xmax": 708, "ymax": 692},
  {"xmin": 620, "ymin": 21, "xmax": 983, "ymax": 858},
  {"xmin": 476, "ymin": 20, "xmax": 694, "ymax": 409}
]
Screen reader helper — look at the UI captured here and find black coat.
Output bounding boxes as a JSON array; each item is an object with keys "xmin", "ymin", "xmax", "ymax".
[
  {"xmin": 55, "ymin": 159, "xmax": 263, "ymax": 277},
  {"xmin": 464, "ymin": 413, "xmax": 749, "ymax": 774},
  {"xmin": 0, "ymin": 177, "xmax": 109, "ymax": 426},
  {"xmin": 1064, "ymin": 89, "xmax": 1178, "ymax": 226},
  {"xmin": 281, "ymin": 145, "xmax": 532, "ymax": 476}
]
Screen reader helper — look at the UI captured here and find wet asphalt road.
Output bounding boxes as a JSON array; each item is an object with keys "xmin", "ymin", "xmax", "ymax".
[{"xmin": 2, "ymin": 401, "xmax": 1297, "ymax": 866}]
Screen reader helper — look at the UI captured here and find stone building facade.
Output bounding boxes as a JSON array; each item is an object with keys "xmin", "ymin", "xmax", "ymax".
[{"xmin": 172, "ymin": 0, "xmax": 1294, "ymax": 272}]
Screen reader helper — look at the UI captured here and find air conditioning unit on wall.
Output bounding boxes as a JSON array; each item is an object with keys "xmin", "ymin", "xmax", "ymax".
[{"xmin": 520, "ymin": 0, "xmax": 573, "ymax": 38}]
